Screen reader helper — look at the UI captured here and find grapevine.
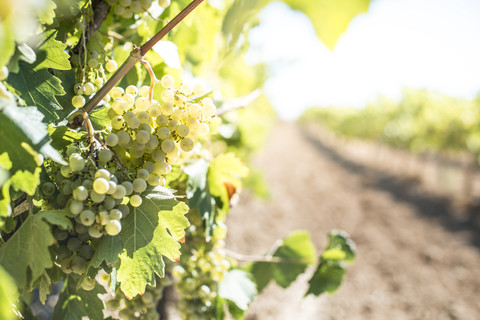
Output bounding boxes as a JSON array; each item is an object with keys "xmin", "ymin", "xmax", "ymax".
[{"xmin": 0, "ymin": 0, "xmax": 361, "ymax": 319}]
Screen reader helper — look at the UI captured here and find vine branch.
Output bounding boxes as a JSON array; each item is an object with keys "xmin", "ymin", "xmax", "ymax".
[{"xmin": 70, "ymin": 0, "xmax": 205, "ymax": 127}]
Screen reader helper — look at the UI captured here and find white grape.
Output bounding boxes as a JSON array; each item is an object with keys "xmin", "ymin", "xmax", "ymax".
[
  {"xmin": 106, "ymin": 60, "xmax": 118, "ymax": 73},
  {"xmin": 137, "ymin": 111, "xmax": 151, "ymax": 124},
  {"xmin": 161, "ymin": 90, "xmax": 174, "ymax": 103},
  {"xmin": 95, "ymin": 169, "xmax": 111, "ymax": 180},
  {"xmin": 110, "ymin": 87, "xmax": 124, "ymax": 99},
  {"xmin": 129, "ymin": 194, "xmax": 142, "ymax": 207},
  {"xmin": 126, "ymin": 116, "xmax": 140, "ymax": 129},
  {"xmin": 193, "ymin": 84, "xmax": 205, "ymax": 96},
  {"xmin": 125, "ymin": 85, "xmax": 138, "ymax": 96},
  {"xmin": 152, "ymin": 149, "xmax": 166, "ymax": 162},
  {"xmin": 168, "ymin": 120, "xmax": 178, "ymax": 131},
  {"xmin": 111, "ymin": 116, "xmax": 125, "ymax": 130},
  {"xmin": 203, "ymin": 102, "xmax": 216, "ymax": 117},
  {"xmin": 179, "ymin": 83, "xmax": 191, "ymax": 95},
  {"xmin": 109, "ymin": 209, "xmax": 123, "ymax": 220},
  {"xmin": 61, "ymin": 165, "xmax": 72, "ymax": 178},
  {"xmin": 197, "ymin": 122, "xmax": 210, "ymax": 136},
  {"xmin": 105, "ymin": 220, "xmax": 122, "ymax": 236},
  {"xmin": 112, "ymin": 185, "xmax": 127, "ymax": 199},
  {"xmin": 112, "ymin": 99, "xmax": 129, "ymax": 114},
  {"xmin": 105, "ymin": 133, "xmax": 119, "ymax": 146},
  {"xmin": 69, "ymin": 153, "xmax": 85, "ymax": 171},
  {"xmin": 140, "ymin": 0, "xmax": 153, "ymax": 8},
  {"xmin": 160, "ymin": 102, "xmax": 174, "ymax": 115},
  {"xmin": 154, "ymin": 161, "xmax": 171, "ymax": 174},
  {"xmin": 98, "ymin": 149, "xmax": 113, "ymax": 163},
  {"xmin": 114, "ymin": 5, "xmax": 125, "ymax": 15},
  {"xmin": 143, "ymin": 161, "xmax": 155, "ymax": 173},
  {"xmin": 136, "ymin": 130, "xmax": 151, "ymax": 144},
  {"xmin": 90, "ymin": 190, "xmax": 105, "ymax": 203},
  {"xmin": 72, "ymin": 95, "xmax": 86, "ymax": 108},
  {"xmin": 180, "ymin": 138, "xmax": 194, "ymax": 152},
  {"xmin": 88, "ymin": 58, "xmax": 98, "ymax": 68},
  {"xmin": 135, "ymin": 97, "xmax": 150, "ymax": 111},
  {"xmin": 103, "ymin": 196, "xmax": 116, "ymax": 210},
  {"xmin": 148, "ymin": 103, "xmax": 161, "ymax": 117},
  {"xmin": 176, "ymin": 124, "xmax": 189, "ymax": 137},
  {"xmin": 69, "ymin": 200, "xmax": 84, "ymax": 216},
  {"xmin": 155, "ymin": 115, "xmax": 169, "ymax": 127},
  {"xmin": 137, "ymin": 168, "xmax": 150, "ymax": 180},
  {"xmin": 107, "ymin": 180, "xmax": 117, "ymax": 194},
  {"xmin": 88, "ymin": 224, "xmax": 103, "ymax": 238},
  {"xmin": 73, "ymin": 186, "xmax": 88, "ymax": 201},
  {"xmin": 146, "ymin": 135, "xmax": 159, "ymax": 149},
  {"xmin": 132, "ymin": 178, "xmax": 147, "ymax": 193},
  {"xmin": 172, "ymin": 109, "xmax": 187, "ymax": 121},
  {"xmin": 160, "ymin": 75, "xmax": 174, "ymax": 88},
  {"xmin": 84, "ymin": 82, "xmax": 95, "ymax": 95},
  {"xmin": 161, "ymin": 139, "xmax": 175, "ymax": 154},
  {"xmin": 121, "ymin": 181, "xmax": 134, "ymax": 195},
  {"xmin": 147, "ymin": 173, "xmax": 164, "ymax": 186},
  {"xmin": 188, "ymin": 103, "xmax": 203, "ymax": 118},
  {"xmin": 156, "ymin": 126, "xmax": 171, "ymax": 140},
  {"xmin": 122, "ymin": 93, "xmax": 135, "ymax": 106},
  {"xmin": 139, "ymin": 85, "xmax": 150, "ymax": 97},
  {"xmin": 97, "ymin": 210, "xmax": 110, "ymax": 225},
  {"xmin": 93, "ymin": 178, "xmax": 110, "ymax": 194},
  {"xmin": 74, "ymin": 83, "xmax": 85, "ymax": 95},
  {"xmin": 117, "ymin": 130, "xmax": 131, "ymax": 146},
  {"xmin": 94, "ymin": 78, "xmax": 104, "ymax": 88},
  {"xmin": 80, "ymin": 210, "xmax": 95, "ymax": 226}
]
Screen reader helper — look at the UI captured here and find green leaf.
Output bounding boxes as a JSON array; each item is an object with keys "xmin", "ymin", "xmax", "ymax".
[
  {"xmin": 0, "ymin": 21, "xmax": 15, "ymax": 68},
  {"xmin": 37, "ymin": 209, "xmax": 73, "ymax": 230},
  {"xmin": 39, "ymin": 271, "xmax": 52, "ymax": 305},
  {"xmin": 90, "ymin": 107, "xmax": 111, "ymax": 131},
  {"xmin": 0, "ymin": 265, "xmax": 18, "ymax": 320},
  {"xmin": 6, "ymin": 61, "xmax": 66, "ymax": 124},
  {"xmin": 37, "ymin": 0, "xmax": 58, "ymax": 25},
  {"xmin": 306, "ymin": 260, "xmax": 346, "ymax": 296},
  {"xmin": 218, "ymin": 269, "xmax": 257, "ymax": 310},
  {"xmin": 87, "ymin": 235, "xmax": 123, "ymax": 277},
  {"xmin": 117, "ymin": 187, "xmax": 189, "ymax": 299},
  {"xmin": 0, "ymin": 214, "xmax": 54, "ymax": 288},
  {"xmin": 10, "ymin": 167, "xmax": 41, "ymax": 196},
  {"xmin": 48, "ymin": 125, "xmax": 86, "ymax": 150},
  {"xmin": 51, "ymin": 274, "xmax": 106, "ymax": 320},
  {"xmin": 32, "ymin": 30, "xmax": 71, "ymax": 71},
  {"xmin": 248, "ymin": 261, "xmax": 273, "ymax": 292},
  {"xmin": 324, "ymin": 229, "xmax": 356, "ymax": 262}
]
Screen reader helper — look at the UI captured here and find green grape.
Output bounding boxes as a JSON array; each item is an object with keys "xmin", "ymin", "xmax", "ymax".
[
  {"xmin": 110, "ymin": 87, "xmax": 125, "ymax": 99},
  {"xmin": 197, "ymin": 123, "xmax": 210, "ymax": 136},
  {"xmin": 132, "ymin": 178, "xmax": 147, "ymax": 193},
  {"xmin": 95, "ymin": 169, "xmax": 111, "ymax": 180},
  {"xmin": 73, "ymin": 186, "xmax": 89, "ymax": 201},
  {"xmin": 121, "ymin": 181, "xmax": 134, "ymax": 195},
  {"xmin": 146, "ymin": 135, "xmax": 159, "ymax": 149},
  {"xmin": 193, "ymin": 84, "xmax": 205, "ymax": 96},
  {"xmin": 148, "ymin": 103, "xmax": 161, "ymax": 117},
  {"xmin": 126, "ymin": 116, "xmax": 140, "ymax": 129},
  {"xmin": 42, "ymin": 182, "xmax": 56, "ymax": 196},
  {"xmin": 67, "ymin": 237, "xmax": 82, "ymax": 252},
  {"xmin": 161, "ymin": 89, "xmax": 174, "ymax": 103},
  {"xmin": 105, "ymin": 220, "xmax": 121, "ymax": 236},
  {"xmin": 88, "ymin": 224, "xmax": 103, "ymax": 238},
  {"xmin": 152, "ymin": 149, "xmax": 166, "ymax": 162},
  {"xmin": 156, "ymin": 126, "xmax": 171, "ymax": 140},
  {"xmin": 203, "ymin": 102, "xmax": 216, "ymax": 117},
  {"xmin": 109, "ymin": 209, "xmax": 122, "ymax": 220},
  {"xmin": 80, "ymin": 210, "xmax": 96, "ymax": 226},
  {"xmin": 69, "ymin": 200, "xmax": 84, "ymax": 216},
  {"xmin": 158, "ymin": 0, "xmax": 170, "ymax": 9},
  {"xmin": 112, "ymin": 184, "xmax": 127, "ymax": 199},
  {"xmin": 94, "ymin": 78, "xmax": 104, "ymax": 88},
  {"xmin": 81, "ymin": 277, "xmax": 96, "ymax": 291},
  {"xmin": 88, "ymin": 58, "xmax": 98, "ymax": 68},
  {"xmin": 60, "ymin": 180, "xmax": 73, "ymax": 195},
  {"xmin": 60, "ymin": 165, "xmax": 72, "ymax": 178},
  {"xmin": 179, "ymin": 83, "xmax": 192, "ymax": 96},
  {"xmin": 117, "ymin": 130, "xmax": 131, "ymax": 146},
  {"xmin": 129, "ymin": 194, "xmax": 142, "ymax": 207},
  {"xmin": 103, "ymin": 196, "xmax": 116, "ymax": 210},
  {"xmin": 112, "ymin": 115, "xmax": 125, "ymax": 130},
  {"xmin": 57, "ymin": 245, "xmax": 73, "ymax": 260},
  {"xmin": 180, "ymin": 138, "xmax": 194, "ymax": 152},
  {"xmin": 97, "ymin": 210, "xmax": 110, "ymax": 225},
  {"xmin": 188, "ymin": 103, "xmax": 203, "ymax": 118},
  {"xmin": 53, "ymin": 228, "xmax": 68, "ymax": 241},
  {"xmin": 172, "ymin": 109, "xmax": 187, "ymax": 121},
  {"xmin": 106, "ymin": 60, "xmax": 118, "ymax": 73},
  {"xmin": 160, "ymin": 102, "xmax": 174, "ymax": 115},
  {"xmin": 143, "ymin": 161, "xmax": 155, "ymax": 173},
  {"xmin": 71, "ymin": 256, "xmax": 87, "ymax": 274},
  {"xmin": 69, "ymin": 153, "xmax": 86, "ymax": 171},
  {"xmin": 155, "ymin": 115, "xmax": 169, "ymax": 127},
  {"xmin": 84, "ymin": 82, "xmax": 95, "ymax": 95},
  {"xmin": 72, "ymin": 95, "xmax": 86, "ymax": 108},
  {"xmin": 123, "ymin": 93, "xmax": 135, "ymax": 106},
  {"xmin": 160, "ymin": 75, "xmax": 174, "ymax": 88},
  {"xmin": 135, "ymin": 97, "xmax": 150, "ymax": 111},
  {"xmin": 98, "ymin": 149, "xmax": 113, "ymax": 163},
  {"xmin": 139, "ymin": 85, "xmax": 150, "ymax": 97},
  {"xmin": 93, "ymin": 178, "xmax": 110, "ymax": 194},
  {"xmin": 176, "ymin": 124, "xmax": 189, "ymax": 137},
  {"xmin": 136, "ymin": 130, "xmax": 151, "ymax": 144},
  {"xmin": 160, "ymin": 139, "xmax": 175, "ymax": 154}
]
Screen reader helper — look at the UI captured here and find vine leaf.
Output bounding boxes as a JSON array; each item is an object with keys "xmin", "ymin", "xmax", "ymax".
[
  {"xmin": 218, "ymin": 269, "xmax": 257, "ymax": 311},
  {"xmin": 117, "ymin": 187, "xmax": 189, "ymax": 299},
  {"xmin": 306, "ymin": 230, "xmax": 356, "ymax": 296},
  {"xmin": 6, "ymin": 61, "xmax": 66, "ymax": 124},
  {"xmin": 39, "ymin": 271, "xmax": 52, "ymax": 305},
  {"xmin": 51, "ymin": 274, "xmax": 106, "ymax": 320},
  {"xmin": 37, "ymin": 209, "xmax": 73, "ymax": 230},
  {"xmin": 0, "ymin": 265, "xmax": 18, "ymax": 320},
  {"xmin": 0, "ymin": 214, "xmax": 54, "ymax": 289},
  {"xmin": 32, "ymin": 29, "xmax": 71, "ymax": 71},
  {"xmin": 87, "ymin": 235, "xmax": 123, "ymax": 277},
  {"xmin": 249, "ymin": 231, "xmax": 316, "ymax": 292}
]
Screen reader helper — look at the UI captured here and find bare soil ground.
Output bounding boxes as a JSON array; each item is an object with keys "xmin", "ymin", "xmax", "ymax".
[{"xmin": 224, "ymin": 122, "xmax": 480, "ymax": 320}]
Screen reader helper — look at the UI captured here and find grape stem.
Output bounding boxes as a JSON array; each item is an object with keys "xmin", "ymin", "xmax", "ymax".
[
  {"xmin": 75, "ymin": 0, "xmax": 205, "ymax": 122},
  {"xmin": 140, "ymin": 59, "xmax": 161, "ymax": 102}
]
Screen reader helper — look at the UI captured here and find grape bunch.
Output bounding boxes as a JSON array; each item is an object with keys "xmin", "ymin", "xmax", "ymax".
[
  {"xmin": 105, "ymin": 276, "xmax": 171, "ymax": 320},
  {"xmin": 105, "ymin": 75, "xmax": 217, "ymax": 186},
  {"xmin": 173, "ymin": 248, "xmax": 230, "ymax": 320},
  {"xmin": 106, "ymin": 0, "xmax": 171, "ymax": 19}
]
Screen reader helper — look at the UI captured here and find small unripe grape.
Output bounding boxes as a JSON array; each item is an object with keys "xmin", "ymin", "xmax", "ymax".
[
  {"xmin": 107, "ymin": 107, "xmax": 118, "ymax": 119},
  {"xmin": 67, "ymin": 237, "xmax": 82, "ymax": 252},
  {"xmin": 140, "ymin": 0, "xmax": 152, "ymax": 8},
  {"xmin": 143, "ymin": 161, "xmax": 155, "ymax": 173},
  {"xmin": 154, "ymin": 161, "xmax": 171, "ymax": 174},
  {"xmin": 106, "ymin": 60, "xmax": 118, "ymax": 73},
  {"xmin": 90, "ymin": 190, "xmax": 105, "ymax": 203},
  {"xmin": 61, "ymin": 258, "xmax": 73, "ymax": 274},
  {"xmin": 134, "ymin": 130, "xmax": 149, "ymax": 145},
  {"xmin": 156, "ymin": 126, "xmax": 171, "ymax": 140},
  {"xmin": 129, "ymin": 194, "xmax": 142, "ymax": 207},
  {"xmin": 94, "ymin": 78, "xmax": 104, "ymax": 88},
  {"xmin": 197, "ymin": 122, "xmax": 210, "ymax": 136},
  {"xmin": 97, "ymin": 210, "xmax": 110, "ymax": 225},
  {"xmin": 121, "ymin": 9, "xmax": 133, "ymax": 19},
  {"xmin": 132, "ymin": 178, "xmax": 147, "ymax": 193},
  {"xmin": 99, "ymin": 149, "xmax": 113, "ymax": 163},
  {"xmin": 161, "ymin": 90, "xmax": 174, "ymax": 103},
  {"xmin": 188, "ymin": 103, "xmax": 203, "ymax": 118},
  {"xmin": 74, "ymin": 83, "xmax": 85, "ymax": 95},
  {"xmin": 118, "ymin": 204, "xmax": 130, "ymax": 217},
  {"xmin": 148, "ymin": 103, "xmax": 161, "ymax": 117},
  {"xmin": 114, "ymin": 5, "xmax": 125, "ymax": 15},
  {"xmin": 152, "ymin": 149, "xmax": 166, "ymax": 162},
  {"xmin": 72, "ymin": 95, "xmax": 86, "ymax": 108},
  {"xmin": 105, "ymin": 220, "xmax": 122, "ymax": 236},
  {"xmin": 147, "ymin": 173, "xmax": 164, "ymax": 186},
  {"xmin": 160, "ymin": 102, "xmax": 174, "ymax": 115},
  {"xmin": 137, "ymin": 168, "xmax": 150, "ymax": 180},
  {"xmin": 88, "ymin": 58, "xmax": 98, "ymax": 68},
  {"xmin": 73, "ymin": 186, "xmax": 88, "ymax": 201},
  {"xmin": 138, "ymin": 85, "xmax": 150, "ymax": 97},
  {"xmin": 79, "ymin": 245, "xmax": 94, "ymax": 260},
  {"xmin": 146, "ymin": 135, "xmax": 159, "ymax": 149},
  {"xmin": 126, "ymin": 116, "xmax": 140, "ymax": 129},
  {"xmin": 95, "ymin": 169, "xmax": 111, "ymax": 180},
  {"xmin": 42, "ymin": 182, "xmax": 56, "ymax": 196},
  {"xmin": 160, "ymin": 75, "xmax": 174, "ymax": 88},
  {"xmin": 137, "ymin": 111, "xmax": 151, "ymax": 124},
  {"xmin": 168, "ymin": 120, "xmax": 178, "ymax": 131},
  {"xmin": 117, "ymin": 130, "xmax": 131, "ymax": 146},
  {"xmin": 60, "ymin": 180, "xmax": 73, "ymax": 195},
  {"xmin": 161, "ymin": 139, "xmax": 175, "ymax": 154},
  {"xmin": 103, "ymin": 196, "xmax": 116, "ymax": 210},
  {"xmin": 176, "ymin": 124, "xmax": 189, "ymax": 137},
  {"xmin": 60, "ymin": 165, "xmax": 72, "ymax": 178},
  {"xmin": 172, "ymin": 109, "xmax": 187, "ymax": 121},
  {"xmin": 71, "ymin": 256, "xmax": 87, "ymax": 274},
  {"xmin": 75, "ymin": 223, "xmax": 89, "ymax": 235},
  {"xmin": 81, "ymin": 277, "xmax": 96, "ymax": 291},
  {"xmin": 193, "ymin": 84, "xmax": 205, "ymax": 96},
  {"xmin": 130, "ymin": 0, "xmax": 142, "ymax": 12},
  {"xmin": 0, "ymin": 66, "xmax": 9, "ymax": 81},
  {"xmin": 90, "ymin": 50, "xmax": 99, "ymax": 59},
  {"xmin": 112, "ymin": 99, "xmax": 129, "ymax": 114},
  {"xmin": 88, "ymin": 224, "xmax": 103, "ymax": 238},
  {"xmin": 110, "ymin": 87, "xmax": 124, "ymax": 99},
  {"xmin": 57, "ymin": 245, "xmax": 72, "ymax": 260},
  {"xmin": 111, "ymin": 115, "xmax": 125, "ymax": 130},
  {"xmin": 180, "ymin": 138, "xmax": 194, "ymax": 152},
  {"xmin": 93, "ymin": 178, "xmax": 110, "ymax": 194},
  {"xmin": 66, "ymin": 145, "xmax": 81, "ymax": 157},
  {"xmin": 109, "ymin": 209, "xmax": 122, "ymax": 220},
  {"xmin": 53, "ymin": 228, "xmax": 68, "ymax": 241},
  {"xmin": 125, "ymin": 85, "xmax": 138, "ymax": 97},
  {"xmin": 80, "ymin": 210, "xmax": 96, "ymax": 226},
  {"xmin": 122, "ymin": 93, "xmax": 135, "ymax": 106},
  {"xmin": 155, "ymin": 115, "xmax": 169, "ymax": 127},
  {"xmin": 83, "ymin": 82, "xmax": 95, "ymax": 95},
  {"xmin": 69, "ymin": 200, "xmax": 84, "ymax": 216},
  {"xmin": 186, "ymin": 117, "xmax": 200, "ymax": 129},
  {"xmin": 179, "ymin": 83, "xmax": 192, "ymax": 95},
  {"xmin": 112, "ymin": 185, "xmax": 127, "ymax": 199},
  {"xmin": 121, "ymin": 181, "xmax": 134, "ymax": 195},
  {"xmin": 82, "ymin": 179, "xmax": 93, "ymax": 189},
  {"xmin": 56, "ymin": 193, "xmax": 68, "ymax": 207},
  {"xmin": 107, "ymin": 180, "xmax": 117, "ymax": 195},
  {"xmin": 135, "ymin": 97, "xmax": 150, "ymax": 111},
  {"xmin": 105, "ymin": 133, "xmax": 119, "ymax": 147},
  {"xmin": 69, "ymin": 153, "xmax": 85, "ymax": 171}
]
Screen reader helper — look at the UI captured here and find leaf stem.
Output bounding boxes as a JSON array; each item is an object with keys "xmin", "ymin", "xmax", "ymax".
[{"xmin": 80, "ymin": 0, "xmax": 205, "ymax": 117}]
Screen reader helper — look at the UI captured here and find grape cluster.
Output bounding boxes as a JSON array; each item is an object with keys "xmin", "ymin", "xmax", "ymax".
[
  {"xmin": 173, "ymin": 249, "xmax": 230, "ymax": 320},
  {"xmin": 105, "ymin": 75, "xmax": 216, "ymax": 185},
  {"xmin": 106, "ymin": 276, "xmax": 171, "ymax": 320},
  {"xmin": 106, "ymin": 0, "xmax": 171, "ymax": 19}
]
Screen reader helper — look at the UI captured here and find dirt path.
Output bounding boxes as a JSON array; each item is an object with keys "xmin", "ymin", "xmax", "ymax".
[{"xmin": 225, "ymin": 122, "xmax": 480, "ymax": 320}]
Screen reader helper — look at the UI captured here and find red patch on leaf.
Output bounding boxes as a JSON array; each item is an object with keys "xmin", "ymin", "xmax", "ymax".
[
  {"xmin": 178, "ymin": 236, "xmax": 185, "ymax": 244},
  {"xmin": 224, "ymin": 182, "xmax": 236, "ymax": 200}
]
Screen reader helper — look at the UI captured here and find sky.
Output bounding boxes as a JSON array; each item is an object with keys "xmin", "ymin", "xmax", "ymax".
[{"xmin": 245, "ymin": 0, "xmax": 480, "ymax": 120}]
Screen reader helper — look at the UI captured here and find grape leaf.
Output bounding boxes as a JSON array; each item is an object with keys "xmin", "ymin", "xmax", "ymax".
[
  {"xmin": 0, "ymin": 214, "xmax": 54, "ymax": 288},
  {"xmin": 117, "ymin": 187, "xmax": 189, "ymax": 299},
  {"xmin": 32, "ymin": 30, "xmax": 71, "ymax": 71},
  {"xmin": 90, "ymin": 107, "xmax": 111, "ymax": 131},
  {"xmin": 37, "ymin": 209, "xmax": 73, "ymax": 230},
  {"xmin": 218, "ymin": 269, "xmax": 257, "ymax": 310},
  {"xmin": 87, "ymin": 235, "xmax": 123, "ymax": 277},
  {"xmin": 7, "ymin": 61, "xmax": 66, "ymax": 124},
  {"xmin": 48, "ymin": 125, "xmax": 86, "ymax": 150},
  {"xmin": 306, "ymin": 230, "xmax": 356, "ymax": 296},
  {"xmin": 39, "ymin": 271, "xmax": 51, "ymax": 305},
  {"xmin": 0, "ymin": 22, "xmax": 15, "ymax": 68},
  {"xmin": 51, "ymin": 274, "xmax": 106, "ymax": 320},
  {"xmin": 0, "ymin": 265, "xmax": 18, "ymax": 320},
  {"xmin": 248, "ymin": 231, "xmax": 316, "ymax": 292},
  {"xmin": 10, "ymin": 167, "xmax": 41, "ymax": 196}
]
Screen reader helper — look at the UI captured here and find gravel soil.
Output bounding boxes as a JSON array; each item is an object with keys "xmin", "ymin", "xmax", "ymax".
[{"xmin": 224, "ymin": 122, "xmax": 480, "ymax": 320}]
